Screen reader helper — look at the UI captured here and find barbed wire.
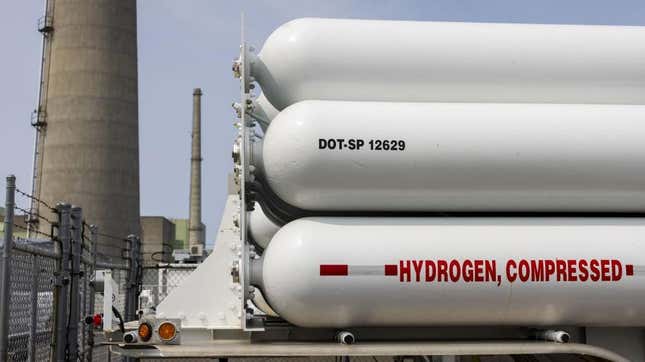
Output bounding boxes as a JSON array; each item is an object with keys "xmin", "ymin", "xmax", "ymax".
[
  {"xmin": 96, "ymin": 250, "xmax": 126, "ymax": 262},
  {"xmin": 13, "ymin": 204, "xmax": 54, "ymax": 225},
  {"xmin": 141, "ymin": 243, "xmax": 173, "ymax": 253},
  {"xmin": 12, "ymin": 222, "xmax": 52, "ymax": 239},
  {"xmin": 93, "ymin": 242, "xmax": 127, "ymax": 251},
  {"xmin": 148, "ymin": 251, "xmax": 167, "ymax": 262},
  {"xmin": 15, "ymin": 187, "xmax": 55, "ymax": 212},
  {"xmin": 81, "ymin": 221, "xmax": 129, "ymax": 243},
  {"xmin": 95, "ymin": 231, "xmax": 128, "ymax": 242}
]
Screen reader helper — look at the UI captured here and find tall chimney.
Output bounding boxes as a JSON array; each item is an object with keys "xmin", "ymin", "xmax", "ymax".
[
  {"xmin": 36, "ymin": 0, "xmax": 140, "ymax": 260},
  {"xmin": 188, "ymin": 88, "xmax": 204, "ymax": 255}
]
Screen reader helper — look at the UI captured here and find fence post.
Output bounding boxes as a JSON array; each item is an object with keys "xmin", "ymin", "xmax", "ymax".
[
  {"xmin": 54, "ymin": 203, "xmax": 71, "ymax": 362},
  {"xmin": 125, "ymin": 234, "xmax": 141, "ymax": 321},
  {"xmin": 87, "ymin": 224, "xmax": 97, "ymax": 362},
  {"xmin": 137, "ymin": 236, "xmax": 143, "ymax": 310},
  {"xmin": 28, "ymin": 253, "xmax": 38, "ymax": 362},
  {"xmin": 68, "ymin": 206, "xmax": 82, "ymax": 361},
  {"xmin": 0, "ymin": 175, "xmax": 16, "ymax": 360}
]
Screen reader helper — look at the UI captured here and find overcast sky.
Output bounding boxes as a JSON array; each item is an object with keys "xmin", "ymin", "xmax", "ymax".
[{"xmin": 2, "ymin": 0, "xmax": 645, "ymax": 245}]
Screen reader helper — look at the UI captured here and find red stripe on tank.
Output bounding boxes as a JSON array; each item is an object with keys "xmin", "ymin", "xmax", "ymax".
[
  {"xmin": 320, "ymin": 264, "xmax": 349, "ymax": 276},
  {"xmin": 384, "ymin": 264, "xmax": 398, "ymax": 276}
]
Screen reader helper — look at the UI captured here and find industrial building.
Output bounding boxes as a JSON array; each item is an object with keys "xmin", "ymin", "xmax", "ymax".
[
  {"xmin": 171, "ymin": 218, "xmax": 190, "ymax": 250},
  {"xmin": 140, "ymin": 216, "xmax": 174, "ymax": 266},
  {"xmin": 0, "ymin": 208, "xmax": 27, "ymax": 239},
  {"xmin": 140, "ymin": 216, "xmax": 207, "ymax": 265},
  {"xmin": 171, "ymin": 218, "xmax": 206, "ymax": 251}
]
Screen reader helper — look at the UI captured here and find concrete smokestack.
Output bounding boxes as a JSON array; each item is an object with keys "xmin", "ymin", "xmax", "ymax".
[
  {"xmin": 37, "ymin": 0, "xmax": 140, "ymax": 259},
  {"xmin": 188, "ymin": 88, "xmax": 204, "ymax": 255}
]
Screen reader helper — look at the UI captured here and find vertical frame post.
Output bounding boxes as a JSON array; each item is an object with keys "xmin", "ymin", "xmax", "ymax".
[
  {"xmin": 0, "ymin": 175, "xmax": 16, "ymax": 360},
  {"xmin": 28, "ymin": 254, "xmax": 38, "ymax": 362},
  {"xmin": 136, "ymin": 236, "xmax": 142, "ymax": 308},
  {"xmin": 123, "ymin": 234, "xmax": 140, "ymax": 362},
  {"xmin": 54, "ymin": 203, "xmax": 71, "ymax": 362},
  {"xmin": 68, "ymin": 206, "xmax": 82, "ymax": 360},
  {"xmin": 237, "ymin": 19, "xmax": 263, "ymax": 331},
  {"xmin": 87, "ymin": 224, "xmax": 97, "ymax": 362},
  {"xmin": 124, "ymin": 234, "xmax": 140, "ymax": 321},
  {"xmin": 238, "ymin": 18, "xmax": 250, "ymax": 331}
]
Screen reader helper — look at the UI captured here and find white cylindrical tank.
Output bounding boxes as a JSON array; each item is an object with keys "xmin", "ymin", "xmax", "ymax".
[
  {"xmin": 260, "ymin": 101, "xmax": 645, "ymax": 212},
  {"xmin": 255, "ymin": 217, "xmax": 645, "ymax": 327},
  {"xmin": 248, "ymin": 202, "xmax": 280, "ymax": 249},
  {"xmin": 252, "ymin": 18, "xmax": 645, "ymax": 110}
]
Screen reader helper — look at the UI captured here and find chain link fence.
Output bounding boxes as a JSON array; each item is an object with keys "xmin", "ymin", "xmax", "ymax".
[
  {"xmin": 6, "ymin": 244, "xmax": 57, "ymax": 361},
  {"xmin": 1, "ymin": 175, "xmax": 202, "ymax": 361},
  {"xmin": 141, "ymin": 264, "xmax": 197, "ymax": 310},
  {"xmin": 1, "ymin": 175, "xmax": 142, "ymax": 361}
]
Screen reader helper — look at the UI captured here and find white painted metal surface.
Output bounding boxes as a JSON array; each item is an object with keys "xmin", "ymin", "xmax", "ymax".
[
  {"xmin": 252, "ymin": 18, "xmax": 645, "ymax": 110},
  {"xmin": 255, "ymin": 217, "xmax": 645, "ymax": 327},
  {"xmin": 248, "ymin": 202, "xmax": 280, "ymax": 248},
  {"xmin": 115, "ymin": 340, "xmax": 629, "ymax": 362},
  {"xmin": 156, "ymin": 195, "xmax": 243, "ymax": 329},
  {"xmin": 260, "ymin": 100, "xmax": 645, "ymax": 212},
  {"xmin": 251, "ymin": 93, "xmax": 279, "ymax": 131},
  {"xmin": 96, "ymin": 270, "xmax": 120, "ymax": 332}
]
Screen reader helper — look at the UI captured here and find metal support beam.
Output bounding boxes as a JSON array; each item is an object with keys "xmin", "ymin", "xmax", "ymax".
[
  {"xmin": 0, "ymin": 175, "xmax": 16, "ymax": 360},
  {"xmin": 54, "ymin": 203, "xmax": 71, "ymax": 362},
  {"xmin": 87, "ymin": 224, "xmax": 97, "ymax": 362},
  {"xmin": 28, "ymin": 253, "xmax": 38, "ymax": 362},
  {"xmin": 124, "ymin": 234, "xmax": 141, "ymax": 362},
  {"xmin": 125, "ymin": 234, "xmax": 141, "ymax": 321},
  {"xmin": 68, "ymin": 206, "xmax": 82, "ymax": 360}
]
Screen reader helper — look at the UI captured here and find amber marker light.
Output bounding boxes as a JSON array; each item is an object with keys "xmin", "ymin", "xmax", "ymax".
[
  {"xmin": 138, "ymin": 322, "xmax": 152, "ymax": 342},
  {"xmin": 158, "ymin": 322, "xmax": 177, "ymax": 341}
]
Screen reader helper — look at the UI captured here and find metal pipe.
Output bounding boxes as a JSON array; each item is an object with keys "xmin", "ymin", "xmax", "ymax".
[
  {"xmin": 533, "ymin": 329, "xmax": 571, "ymax": 343},
  {"xmin": 54, "ymin": 203, "xmax": 71, "ymax": 362},
  {"xmin": 188, "ymin": 88, "xmax": 204, "ymax": 256},
  {"xmin": 29, "ymin": 0, "xmax": 55, "ymax": 238},
  {"xmin": 0, "ymin": 175, "xmax": 16, "ymax": 360},
  {"xmin": 336, "ymin": 331, "xmax": 356, "ymax": 345}
]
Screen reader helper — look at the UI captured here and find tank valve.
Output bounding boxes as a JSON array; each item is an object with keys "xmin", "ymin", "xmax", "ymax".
[
  {"xmin": 232, "ymin": 59, "xmax": 241, "ymax": 78},
  {"xmin": 232, "ymin": 142, "xmax": 241, "ymax": 164},
  {"xmin": 532, "ymin": 329, "xmax": 570, "ymax": 343},
  {"xmin": 231, "ymin": 260, "xmax": 240, "ymax": 283},
  {"xmin": 336, "ymin": 331, "xmax": 355, "ymax": 345},
  {"xmin": 232, "ymin": 102, "xmax": 242, "ymax": 117}
]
